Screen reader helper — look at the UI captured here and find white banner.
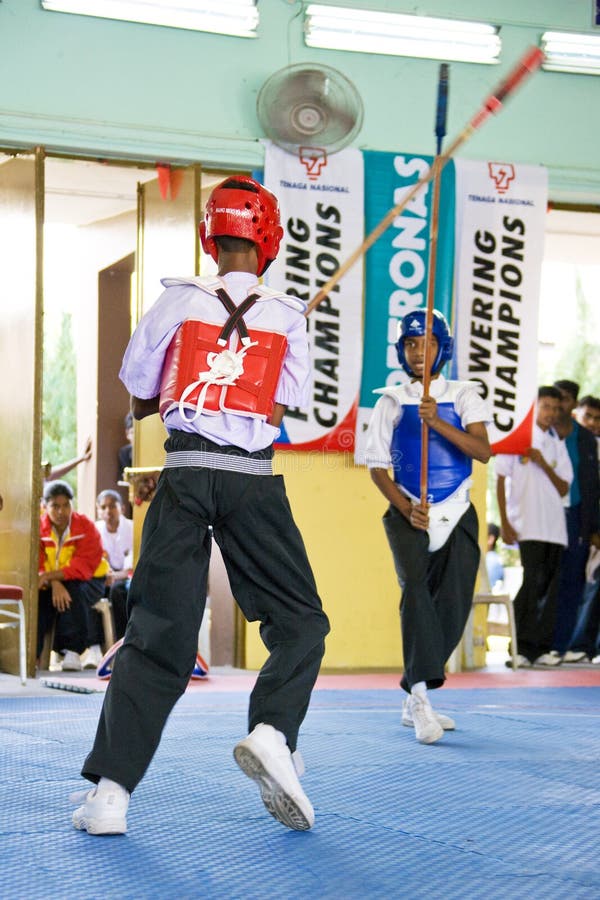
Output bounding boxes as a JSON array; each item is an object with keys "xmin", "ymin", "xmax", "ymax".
[
  {"xmin": 263, "ymin": 142, "xmax": 364, "ymax": 450},
  {"xmin": 453, "ymin": 159, "xmax": 548, "ymax": 454}
]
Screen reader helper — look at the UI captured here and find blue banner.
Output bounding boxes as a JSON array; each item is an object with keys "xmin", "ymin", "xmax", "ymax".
[{"xmin": 355, "ymin": 151, "xmax": 455, "ymax": 462}]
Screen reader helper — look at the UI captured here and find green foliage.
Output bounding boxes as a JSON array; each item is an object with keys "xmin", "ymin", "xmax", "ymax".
[
  {"xmin": 541, "ymin": 269, "xmax": 600, "ymax": 396},
  {"xmin": 42, "ymin": 312, "xmax": 77, "ymax": 491}
]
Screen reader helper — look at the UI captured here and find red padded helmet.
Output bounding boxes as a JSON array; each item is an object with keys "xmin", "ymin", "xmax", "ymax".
[{"xmin": 199, "ymin": 175, "xmax": 284, "ymax": 276}]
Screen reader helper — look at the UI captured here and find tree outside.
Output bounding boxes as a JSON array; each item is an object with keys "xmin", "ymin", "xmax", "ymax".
[{"xmin": 42, "ymin": 312, "xmax": 78, "ymax": 493}]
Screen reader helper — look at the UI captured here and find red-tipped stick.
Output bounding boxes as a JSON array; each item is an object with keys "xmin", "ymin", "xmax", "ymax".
[{"xmin": 305, "ymin": 46, "xmax": 545, "ymax": 318}]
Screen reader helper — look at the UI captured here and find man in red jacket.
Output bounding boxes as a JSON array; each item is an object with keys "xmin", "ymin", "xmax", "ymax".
[{"xmin": 38, "ymin": 480, "xmax": 108, "ymax": 671}]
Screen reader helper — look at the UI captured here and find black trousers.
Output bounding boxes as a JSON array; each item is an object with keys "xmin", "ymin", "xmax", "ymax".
[
  {"xmin": 37, "ymin": 579, "xmax": 91, "ymax": 656},
  {"xmin": 82, "ymin": 436, "xmax": 329, "ymax": 793},
  {"xmin": 514, "ymin": 540, "xmax": 562, "ymax": 662},
  {"xmin": 383, "ymin": 503, "xmax": 479, "ymax": 692}
]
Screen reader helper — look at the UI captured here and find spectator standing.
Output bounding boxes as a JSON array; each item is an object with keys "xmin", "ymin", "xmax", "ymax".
[
  {"xmin": 496, "ymin": 387, "xmax": 573, "ymax": 667},
  {"xmin": 566, "ymin": 395, "xmax": 600, "ymax": 662},
  {"xmin": 550, "ymin": 381, "xmax": 600, "ymax": 663}
]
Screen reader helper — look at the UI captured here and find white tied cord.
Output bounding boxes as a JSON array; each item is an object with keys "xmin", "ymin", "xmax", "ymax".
[{"xmin": 178, "ymin": 338, "xmax": 258, "ymax": 422}]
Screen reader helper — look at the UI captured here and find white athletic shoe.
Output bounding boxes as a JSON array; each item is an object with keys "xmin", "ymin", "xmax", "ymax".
[
  {"xmin": 81, "ymin": 645, "xmax": 103, "ymax": 670},
  {"xmin": 233, "ymin": 723, "xmax": 315, "ymax": 831},
  {"xmin": 402, "ymin": 696, "xmax": 455, "ymax": 731},
  {"xmin": 562, "ymin": 650, "xmax": 587, "ymax": 663},
  {"xmin": 71, "ymin": 780, "xmax": 129, "ymax": 835},
  {"xmin": 409, "ymin": 693, "xmax": 444, "ymax": 744},
  {"xmin": 534, "ymin": 652, "xmax": 562, "ymax": 667},
  {"xmin": 61, "ymin": 650, "xmax": 82, "ymax": 672}
]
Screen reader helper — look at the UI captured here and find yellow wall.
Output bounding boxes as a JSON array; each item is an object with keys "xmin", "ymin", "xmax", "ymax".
[{"xmin": 245, "ymin": 452, "xmax": 489, "ymax": 671}]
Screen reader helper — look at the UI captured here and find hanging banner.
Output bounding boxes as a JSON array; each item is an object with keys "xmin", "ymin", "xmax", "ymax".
[
  {"xmin": 263, "ymin": 142, "xmax": 364, "ymax": 451},
  {"xmin": 453, "ymin": 160, "xmax": 548, "ymax": 454},
  {"xmin": 355, "ymin": 151, "xmax": 455, "ymax": 463}
]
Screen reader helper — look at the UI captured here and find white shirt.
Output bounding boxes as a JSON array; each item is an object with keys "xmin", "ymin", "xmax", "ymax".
[
  {"xmin": 95, "ymin": 516, "xmax": 134, "ymax": 571},
  {"xmin": 495, "ymin": 423, "xmax": 573, "ymax": 546},
  {"xmin": 119, "ymin": 271, "xmax": 311, "ymax": 453}
]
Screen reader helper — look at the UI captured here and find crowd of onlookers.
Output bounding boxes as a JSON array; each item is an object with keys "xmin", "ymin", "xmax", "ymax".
[
  {"xmin": 34, "ymin": 386, "xmax": 600, "ymax": 673},
  {"xmin": 489, "ymin": 384, "xmax": 600, "ymax": 667},
  {"xmin": 37, "ymin": 416, "xmax": 133, "ymax": 672}
]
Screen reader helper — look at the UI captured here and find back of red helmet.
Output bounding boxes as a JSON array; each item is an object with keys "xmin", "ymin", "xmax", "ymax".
[{"xmin": 199, "ymin": 175, "xmax": 284, "ymax": 276}]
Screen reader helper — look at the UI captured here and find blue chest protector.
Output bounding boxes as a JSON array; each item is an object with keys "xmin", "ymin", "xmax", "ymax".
[{"xmin": 391, "ymin": 402, "xmax": 472, "ymax": 503}]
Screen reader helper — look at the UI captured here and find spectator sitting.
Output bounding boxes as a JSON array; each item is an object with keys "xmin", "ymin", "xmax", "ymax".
[
  {"xmin": 118, "ymin": 413, "xmax": 133, "ymax": 477},
  {"xmin": 95, "ymin": 489, "xmax": 134, "ymax": 641},
  {"xmin": 38, "ymin": 480, "xmax": 109, "ymax": 671},
  {"xmin": 486, "ymin": 522, "xmax": 505, "ymax": 591}
]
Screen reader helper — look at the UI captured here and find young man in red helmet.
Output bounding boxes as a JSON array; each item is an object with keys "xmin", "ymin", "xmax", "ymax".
[
  {"xmin": 365, "ymin": 310, "xmax": 490, "ymax": 744},
  {"xmin": 73, "ymin": 176, "xmax": 330, "ymax": 835}
]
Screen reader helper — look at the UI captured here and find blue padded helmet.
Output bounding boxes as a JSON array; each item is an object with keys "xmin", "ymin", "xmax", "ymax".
[{"xmin": 396, "ymin": 309, "xmax": 454, "ymax": 377}]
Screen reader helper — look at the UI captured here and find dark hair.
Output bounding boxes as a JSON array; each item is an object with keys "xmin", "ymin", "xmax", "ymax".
[
  {"xmin": 96, "ymin": 489, "xmax": 122, "ymax": 505},
  {"xmin": 214, "ymin": 235, "xmax": 256, "ymax": 254},
  {"xmin": 554, "ymin": 379, "xmax": 579, "ymax": 401},
  {"xmin": 538, "ymin": 385, "xmax": 562, "ymax": 400},
  {"xmin": 577, "ymin": 394, "xmax": 600, "ymax": 411},
  {"xmin": 43, "ymin": 480, "xmax": 74, "ymax": 502},
  {"xmin": 487, "ymin": 522, "xmax": 500, "ymax": 539},
  {"xmin": 220, "ymin": 178, "xmax": 259, "ymax": 193}
]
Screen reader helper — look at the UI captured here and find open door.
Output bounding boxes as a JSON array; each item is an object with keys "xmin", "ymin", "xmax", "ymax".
[{"xmin": 0, "ymin": 149, "xmax": 44, "ymax": 678}]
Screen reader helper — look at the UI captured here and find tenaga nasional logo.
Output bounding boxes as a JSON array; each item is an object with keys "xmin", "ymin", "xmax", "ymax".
[
  {"xmin": 488, "ymin": 162, "xmax": 516, "ymax": 194},
  {"xmin": 298, "ymin": 147, "xmax": 328, "ymax": 181}
]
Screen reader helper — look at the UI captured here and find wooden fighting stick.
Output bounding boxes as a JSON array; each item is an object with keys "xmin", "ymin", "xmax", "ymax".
[
  {"xmin": 304, "ymin": 46, "xmax": 545, "ymax": 319},
  {"xmin": 419, "ymin": 62, "xmax": 449, "ymax": 510}
]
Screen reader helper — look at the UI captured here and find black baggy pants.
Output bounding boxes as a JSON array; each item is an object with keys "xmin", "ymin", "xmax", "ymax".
[
  {"xmin": 383, "ymin": 503, "xmax": 479, "ymax": 693},
  {"xmin": 82, "ymin": 436, "xmax": 330, "ymax": 793},
  {"xmin": 514, "ymin": 539, "xmax": 562, "ymax": 662}
]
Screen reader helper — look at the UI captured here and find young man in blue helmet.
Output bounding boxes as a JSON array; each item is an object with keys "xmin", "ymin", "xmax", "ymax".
[
  {"xmin": 365, "ymin": 309, "xmax": 490, "ymax": 744},
  {"xmin": 72, "ymin": 176, "xmax": 330, "ymax": 835}
]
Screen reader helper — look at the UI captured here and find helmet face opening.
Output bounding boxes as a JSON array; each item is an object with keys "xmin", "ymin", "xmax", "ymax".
[
  {"xmin": 200, "ymin": 176, "xmax": 284, "ymax": 276},
  {"xmin": 395, "ymin": 309, "xmax": 454, "ymax": 377}
]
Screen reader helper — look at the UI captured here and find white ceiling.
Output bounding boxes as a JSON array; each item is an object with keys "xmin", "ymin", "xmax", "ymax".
[
  {"xmin": 44, "ymin": 157, "xmax": 157, "ymax": 226},
  {"xmin": 0, "ymin": 154, "xmax": 225, "ymax": 227}
]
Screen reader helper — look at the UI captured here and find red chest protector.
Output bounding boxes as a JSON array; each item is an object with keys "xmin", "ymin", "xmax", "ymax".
[{"xmin": 159, "ymin": 287, "xmax": 288, "ymax": 422}]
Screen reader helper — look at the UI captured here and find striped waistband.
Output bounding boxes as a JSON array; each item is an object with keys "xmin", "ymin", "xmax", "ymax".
[{"xmin": 164, "ymin": 449, "xmax": 273, "ymax": 476}]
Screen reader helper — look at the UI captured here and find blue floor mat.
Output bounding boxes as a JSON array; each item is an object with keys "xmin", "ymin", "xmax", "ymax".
[{"xmin": 1, "ymin": 686, "xmax": 599, "ymax": 899}]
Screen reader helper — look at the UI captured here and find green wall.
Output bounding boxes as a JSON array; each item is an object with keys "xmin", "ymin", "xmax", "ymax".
[{"xmin": 1, "ymin": 0, "xmax": 599, "ymax": 200}]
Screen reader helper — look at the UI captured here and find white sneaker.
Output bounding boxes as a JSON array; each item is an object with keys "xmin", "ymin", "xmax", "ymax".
[
  {"xmin": 534, "ymin": 652, "xmax": 562, "ymax": 667},
  {"xmin": 409, "ymin": 693, "xmax": 444, "ymax": 744},
  {"xmin": 233, "ymin": 723, "xmax": 315, "ymax": 831},
  {"xmin": 592, "ymin": 655, "xmax": 600, "ymax": 665},
  {"xmin": 512, "ymin": 654, "xmax": 532, "ymax": 668},
  {"xmin": 402, "ymin": 696, "xmax": 455, "ymax": 731},
  {"xmin": 81, "ymin": 645, "xmax": 103, "ymax": 670},
  {"xmin": 562, "ymin": 650, "xmax": 587, "ymax": 663},
  {"xmin": 61, "ymin": 650, "xmax": 82, "ymax": 672},
  {"xmin": 71, "ymin": 780, "xmax": 129, "ymax": 835}
]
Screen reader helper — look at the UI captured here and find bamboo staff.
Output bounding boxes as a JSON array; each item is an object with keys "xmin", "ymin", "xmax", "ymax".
[
  {"xmin": 304, "ymin": 46, "xmax": 545, "ymax": 319},
  {"xmin": 419, "ymin": 62, "xmax": 449, "ymax": 509}
]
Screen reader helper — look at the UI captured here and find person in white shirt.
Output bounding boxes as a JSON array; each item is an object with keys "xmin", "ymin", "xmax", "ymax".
[
  {"xmin": 496, "ymin": 386, "xmax": 573, "ymax": 668},
  {"xmin": 95, "ymin": 489, "xmax": 134, "ymax": 642}
]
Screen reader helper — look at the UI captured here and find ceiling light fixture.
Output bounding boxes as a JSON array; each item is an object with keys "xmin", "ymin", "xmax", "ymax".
[
  {"xmin": 40, "ymin": 0, "xmax": 259, "ymax": 38},
  {"xmin": 541, "ymin": 31, "xmax": 600, "ymax": 75},
  {"xmin": 304, "ymin": 4, "xmax": 501, "ymax": 64}
]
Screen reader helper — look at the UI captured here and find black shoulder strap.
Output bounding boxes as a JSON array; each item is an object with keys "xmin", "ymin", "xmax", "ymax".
[{"xmin": 214, "ymin": 288, "xmax": 260, "ymax": 344}]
